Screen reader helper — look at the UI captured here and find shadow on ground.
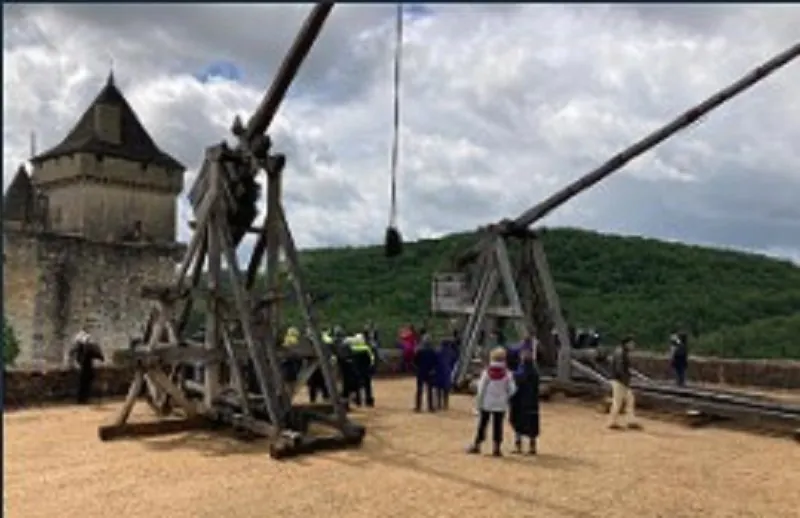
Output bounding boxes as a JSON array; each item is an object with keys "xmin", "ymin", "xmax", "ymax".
[{"xmin": 315, "ymin": 413, "xmax": 601, "ymax": 518}]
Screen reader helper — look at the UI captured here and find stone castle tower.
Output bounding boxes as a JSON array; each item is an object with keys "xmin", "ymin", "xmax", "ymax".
[{"xmin": 3, "ymin": 73, "xmax": 187, "ymax": 366}]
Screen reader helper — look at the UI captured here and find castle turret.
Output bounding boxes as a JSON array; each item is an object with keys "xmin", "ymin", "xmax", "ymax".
[
  {"xmin": 3, "ymin": 165, "xmax": 36, "ymax": 226},
  {"xmin": 3, "ymin": 165, "xmax": 48, "ymax": 232},
  {"xmin": 29, "ymin": 72, "xmax": 186, "ymax": 243}
]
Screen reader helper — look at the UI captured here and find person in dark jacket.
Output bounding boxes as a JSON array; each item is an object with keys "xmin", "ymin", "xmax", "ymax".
[
  {"xmin": 669, "ymin": 331, "xmax": 689, "ymax": 387},
  {"xmin": 347, "ymin": 333, "xmax": 376, "ymax": 407},
  {"xmin": 434, "ymin": 339, "xmax": 458, "ymax": 410},
  {"xmin": 69, "ymin": 331, "xmax": 105, "ymax": 404},
  {"xmin": 308, "ymin": 330, "xmax": 334, "ymax": 403},
  {"xmin": 608, "ymin": 336, "xmax": 641, "ymax": 430},
  {"xmin": 509, "ymin": 348, "xmax": 540, "ymax": 454},
  {"xmin": 333, "ymin": 328, "xmax": 358, "ymax": 403},
  {"xmin": 413, "ymin": 333, "xmax": 438, "ymax": 412}
]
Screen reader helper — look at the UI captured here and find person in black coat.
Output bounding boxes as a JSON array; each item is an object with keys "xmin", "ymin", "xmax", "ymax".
[
  {"xmin": 69, "ymin": 331, "xmax": 105, "ymax": 405},
  {"xmin": 333, "ymin": 328, "xmax": 358, "ymax": 403},
  {"xmin": 670, "ymin": 331, "xmax": 689, "ymax": 387},
  {"xmin": 509, "ymin": 348, "xmax": 540, "ymax": 455},
  {"xmin": 413, "ymin": 334, "xmax": 438, "ymax": 412}
]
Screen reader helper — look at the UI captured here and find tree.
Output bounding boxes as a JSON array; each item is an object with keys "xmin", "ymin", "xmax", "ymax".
[{"xmin": 3, "ymin": 318, "xmax": 20, "ymax": 367}]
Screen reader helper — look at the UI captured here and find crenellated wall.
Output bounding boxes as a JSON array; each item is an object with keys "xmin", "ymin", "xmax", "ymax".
[{"xmin": 3, "ymin": 229, "xmax": 185, "ymax": 367}]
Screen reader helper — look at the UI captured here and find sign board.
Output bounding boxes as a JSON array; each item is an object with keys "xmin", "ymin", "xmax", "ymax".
[
  {"xmin": 431, "ymin": 273, "xmax": 469, "ymax": 314},
  {"xmin": 430, "ymin": 273, "xmax": 522, "ymax": 318}
]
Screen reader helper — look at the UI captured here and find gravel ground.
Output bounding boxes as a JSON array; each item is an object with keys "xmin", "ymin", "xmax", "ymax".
[{"xmin": 5, "ymin": 378, "xmax": 800, "ymax": 518}]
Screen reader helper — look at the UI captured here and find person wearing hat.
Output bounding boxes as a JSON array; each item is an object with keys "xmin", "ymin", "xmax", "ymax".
[{"xmin": 608, "ymin": 335, "xmax": 641, "ymax": 430}]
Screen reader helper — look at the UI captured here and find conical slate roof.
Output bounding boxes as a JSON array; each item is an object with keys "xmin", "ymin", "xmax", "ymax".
[
  {"xmin": 30, "ymin": 73, "xmax": 185, "ymax": 172},
  {"xmin": 3, "ymin": 165, "xmax": 36, "ymax": 222}
]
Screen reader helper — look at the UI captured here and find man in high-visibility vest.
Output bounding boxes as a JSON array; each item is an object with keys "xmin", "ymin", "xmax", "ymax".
[{"xmin": 346, "ymin": 333, "xmax": 376, "ymax": 407}]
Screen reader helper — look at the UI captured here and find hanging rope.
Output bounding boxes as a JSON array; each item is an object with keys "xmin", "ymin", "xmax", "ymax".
[{"xmin": 384, "ymin": 3, "xmax": 404, "ymax": 258}]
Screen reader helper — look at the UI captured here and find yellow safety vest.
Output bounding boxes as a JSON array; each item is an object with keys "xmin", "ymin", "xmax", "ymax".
[
  {"xmin": 283, "ymin": 328, "xmax": 300, "ymax": 348},
  {"xmin": 349, "ymin": 338, "xmax": 375, "ymax": 365}
]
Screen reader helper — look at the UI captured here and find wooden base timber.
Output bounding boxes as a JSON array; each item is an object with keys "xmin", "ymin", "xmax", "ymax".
[{"xmin": 98, "ymin": 415, "xmax": 215, "ymax": 441}]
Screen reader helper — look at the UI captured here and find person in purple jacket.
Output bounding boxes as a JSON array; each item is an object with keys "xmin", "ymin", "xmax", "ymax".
[
  {"xmin": 506, "ymin": 334, "xmax": 535, "ymax": 373},
  {"xmin": 434, "ymin": 339, "xmax": 458, "ymax": 410}
]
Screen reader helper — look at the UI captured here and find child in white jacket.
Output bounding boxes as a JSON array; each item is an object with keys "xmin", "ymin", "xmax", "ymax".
[{"xmin": 467, "ymin": 347, "xmax": 517, "ymax": 457}]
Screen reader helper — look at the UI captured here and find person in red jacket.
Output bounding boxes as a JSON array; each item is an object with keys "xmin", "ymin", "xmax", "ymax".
[{"xmin": 398, "ymin": 324, "xmax": 418, "ymax": 373}]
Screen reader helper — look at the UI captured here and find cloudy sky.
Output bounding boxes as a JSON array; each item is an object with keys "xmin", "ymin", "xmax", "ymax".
[{"xmin": 4, "ymin": 3, "xmax": 800, "ymax": 263}]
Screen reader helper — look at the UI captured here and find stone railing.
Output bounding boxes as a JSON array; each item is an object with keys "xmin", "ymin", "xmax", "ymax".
[{"xmin": 4, "ymin": 349, "xmax": 799, "ymax": 408}]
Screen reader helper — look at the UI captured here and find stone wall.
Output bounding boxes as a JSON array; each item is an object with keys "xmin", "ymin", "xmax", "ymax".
[
  {"xmin": 3, "ymin": 365, "xmax": 134, "ymax": 408},
  {"xmin": 4, "ymin": 350, "xmax": 800, "ymax": 408},
  {"xmin": 4, "ymin": 229, "xmax": 185, "ymax": 366}
]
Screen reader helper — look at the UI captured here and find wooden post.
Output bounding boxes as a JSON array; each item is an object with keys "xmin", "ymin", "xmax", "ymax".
[
  {"xmin": 529, "ymin": 236, "xmax": 572, "ymax": 382},
  {"xmin": 215, "ymin": 213, "xmax": 282, "ymax": 431},
  {"xmin": 492, "ymin": 237, "xmax": 533, "ymax": 340},
  {"xmin": 276, "ymin": 203, "xmax": 348, "ymax": 424},
  {"xmin": 204, "ymin": 159, "xmax": 222, "ymax": 408},
  {"xmin": 264, "ymin": 161, "xmax": 289, "ymax": 407}
]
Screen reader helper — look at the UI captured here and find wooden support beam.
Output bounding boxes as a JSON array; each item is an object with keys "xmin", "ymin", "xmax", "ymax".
[
  {"xmin": 189, "ymin": 220, "xmax": 263, "ymax": 234},
  {"xmin": 276, "ymin": 202, "xmax": 348, "ymax": 425},
  {"xmin": 204, "ymin": 160, "xmax": 223, "ymax": 409},
  {"xmin": 529, "ymin": 236, "xmax": 572, "ymax": 382},
  {"xmin": 215, "ymin": 205, "xmax": 284, "ymax": 434},
  {"xmin": 113, "ymin": 341, "xmax": 324, "ymax": 369}
]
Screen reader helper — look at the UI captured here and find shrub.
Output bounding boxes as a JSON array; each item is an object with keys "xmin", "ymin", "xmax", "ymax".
[{"xmin": 3, "ymin": 317, "xmax": 20, "ymax": 367}]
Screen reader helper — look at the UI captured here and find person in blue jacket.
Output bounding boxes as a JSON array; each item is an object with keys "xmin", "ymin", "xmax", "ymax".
[
  {"xmin": 413, "ymin": 331, "xmax": 438, "ymax": 412},
  {"xmin": 434, "ymin": 338, "xmax": 458, "ymax": 410}
]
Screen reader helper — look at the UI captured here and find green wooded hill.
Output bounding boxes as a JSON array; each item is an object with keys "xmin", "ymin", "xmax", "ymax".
[{"xmin": 190, "ymin": 228, "xmax": 800, "ymax": 359}]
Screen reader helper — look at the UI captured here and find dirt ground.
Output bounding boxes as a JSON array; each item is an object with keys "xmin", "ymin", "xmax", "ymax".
[{"xmin": 5, "ymin": 378, "xmax": 800, "ymax": 518}]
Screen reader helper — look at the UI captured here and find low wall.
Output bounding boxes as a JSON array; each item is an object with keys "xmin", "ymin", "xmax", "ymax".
[
  {"xmin": 631, "ymin": 352, "xmax": 800, "ymax": 390},
  {"xmin": 2, "ymin": 350, "xmax": 410, "ymax": 409},
  {"xmin": 4, "ymin": 350, "xmax": 800, "ymax": 408}
]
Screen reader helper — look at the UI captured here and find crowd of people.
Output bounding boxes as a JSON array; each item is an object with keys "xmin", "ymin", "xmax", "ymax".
[
  {"xmin": 394, "ymin": 323, "xmax": 543, "ymax": 456},
  {"xmin": 69, "ymin": 319, "xmax": 692, "ymax": 457}
]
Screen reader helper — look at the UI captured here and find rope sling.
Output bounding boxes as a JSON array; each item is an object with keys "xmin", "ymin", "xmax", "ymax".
[{"xmin": 384, "ymin": 3, "xmax": 404, "ymax": 258}]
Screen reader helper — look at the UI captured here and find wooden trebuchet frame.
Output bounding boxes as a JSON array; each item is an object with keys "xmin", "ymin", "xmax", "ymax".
[
  {"xmin": 98, "ymin": 3, "xmax": 366, "ymax": 459},
  {"xmin": 439, "ymin": 42, "xmax": 800, "ymax": 438}
]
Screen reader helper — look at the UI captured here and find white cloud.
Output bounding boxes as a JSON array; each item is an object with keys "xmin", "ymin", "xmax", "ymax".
[{"xmin": 3, "ymin": 3, "xmax": 800, "ymax": 262}]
